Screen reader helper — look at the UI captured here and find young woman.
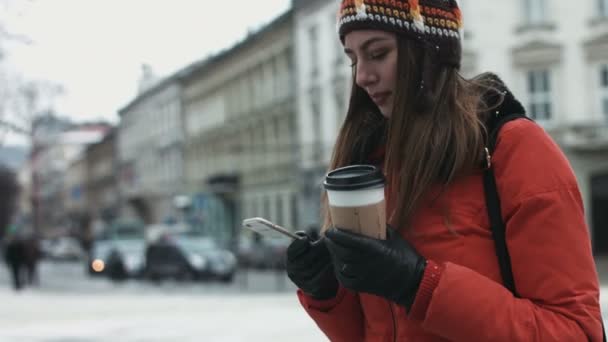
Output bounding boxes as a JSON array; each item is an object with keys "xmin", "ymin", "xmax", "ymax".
[{"xmin": 286, "ymin": 0, "xmax": 605, "ymax": 341}]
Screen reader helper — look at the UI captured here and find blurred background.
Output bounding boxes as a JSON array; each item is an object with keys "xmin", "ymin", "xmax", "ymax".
[{"xmin": 0, "ymin": 0, "xmax": 607, "ymax": 341}]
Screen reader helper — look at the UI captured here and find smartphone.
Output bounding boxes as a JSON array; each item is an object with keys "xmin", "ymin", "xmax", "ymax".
[{"xmin": 242, "ymin": 217, "xmax": 304, "ymax": 240}]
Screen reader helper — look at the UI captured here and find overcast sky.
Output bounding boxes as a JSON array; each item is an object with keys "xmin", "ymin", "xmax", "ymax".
[{"xmin": 1, "ymin": 0, "xmax": 291, "ymax": 145}]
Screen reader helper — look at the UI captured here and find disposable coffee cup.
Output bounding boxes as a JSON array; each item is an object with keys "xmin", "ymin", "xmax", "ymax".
[{"xmin": 323, "ymin": 165, "xmax": 386, "ymax": 239}]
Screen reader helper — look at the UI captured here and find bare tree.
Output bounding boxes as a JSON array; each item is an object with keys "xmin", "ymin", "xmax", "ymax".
[
  {"xmin": 1, "ymin": 78, "xmax": 64, "ymax": 142},
  {"xmin": 0, "ymin": 0, "xmax": 62, "ymax": 145}
]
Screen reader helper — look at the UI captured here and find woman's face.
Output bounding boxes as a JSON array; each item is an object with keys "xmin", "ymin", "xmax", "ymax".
[{"xmin": 344, "ymin": 30, "xmax": 398, "ymax": 118}]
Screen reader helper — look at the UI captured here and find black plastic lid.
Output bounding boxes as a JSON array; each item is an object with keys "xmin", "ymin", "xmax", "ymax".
[{"xmin": 323, "ymin": 165, "xmax": 385, "ymax": 191}]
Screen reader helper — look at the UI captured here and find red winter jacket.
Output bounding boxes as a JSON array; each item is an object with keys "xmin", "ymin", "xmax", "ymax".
[{"xmin": 298, "ymin": 119, "xmax": 604, "ymax": 341}]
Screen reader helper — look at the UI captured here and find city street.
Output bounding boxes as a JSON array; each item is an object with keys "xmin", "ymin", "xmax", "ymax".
[
  {"xmin": 0, "ymin": 260, "xmax": 606, "ymax": 341},
  {"xmin": 0, "ymin": 260, "xmax": 327, "ymax": 342}
]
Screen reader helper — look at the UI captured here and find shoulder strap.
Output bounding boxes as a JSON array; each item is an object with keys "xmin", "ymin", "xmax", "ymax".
[
  {"xmin": 483, "ymin": 114, "xmax": 606, "ymax": 341},
  {"xmin": 483, "ymin": 113, "xmax": 527, "ymax": 297}
]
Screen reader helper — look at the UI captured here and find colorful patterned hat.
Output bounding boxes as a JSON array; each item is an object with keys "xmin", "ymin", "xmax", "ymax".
[{"xmin": 337, "ymin": 0, "xmax": 463, "ymax": 67}]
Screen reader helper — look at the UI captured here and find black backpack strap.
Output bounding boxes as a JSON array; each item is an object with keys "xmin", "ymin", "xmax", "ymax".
[
  {"xmin": 483, "ymin": 113, "xmax": 528, "ymax": 297},
  {"xmin": 483, "ymin": 113, "xmax": 606, "ymax": 341}
]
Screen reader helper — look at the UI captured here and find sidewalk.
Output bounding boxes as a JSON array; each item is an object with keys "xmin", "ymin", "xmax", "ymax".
[
  {"xmin": 0, "ymin": 289, "xmax": 327, "ymax": 342},
  {"xmin": 0, "ymin": 285, "xmax": 605, "ymax": 341}
]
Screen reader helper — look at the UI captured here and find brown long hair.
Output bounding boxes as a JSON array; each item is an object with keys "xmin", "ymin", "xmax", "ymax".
[{"xmin": 322, "ymin": 35, "xmax": 501, "ymax": 231}]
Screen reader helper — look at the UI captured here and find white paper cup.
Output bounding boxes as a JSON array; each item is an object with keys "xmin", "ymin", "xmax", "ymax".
[{"xmin": 323, "ymin": 165, "xmax": 386, "ymax": 239}]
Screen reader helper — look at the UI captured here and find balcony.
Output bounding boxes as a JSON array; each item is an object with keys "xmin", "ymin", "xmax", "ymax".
[
  {"xmin": 515, "ymin": 22, "xmax": 556, "ymax": 36},
  {"xmin": 561, "ymin": 122, "xmax": 608, "ymax": 151},
  {"xmin": 511, "ymin": 40, "xmax": 562, "ymax": 68}
]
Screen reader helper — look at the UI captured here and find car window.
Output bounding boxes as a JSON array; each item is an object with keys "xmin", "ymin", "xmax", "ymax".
[{"xmin": 111, "ymin": 222, "xmax": 145, "ymax": 239}]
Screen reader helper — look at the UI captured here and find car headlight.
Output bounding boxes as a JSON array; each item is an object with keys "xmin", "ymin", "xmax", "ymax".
[
  {"xmin": 92, "ymin": 259, "xmax": 105, "ymax": 272},
  {"xmin": 188, "ymin": 253, "xmax": 207, "ymax": 270}
]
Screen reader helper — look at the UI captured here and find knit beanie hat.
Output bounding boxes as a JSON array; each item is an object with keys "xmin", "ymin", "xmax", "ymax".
[{"xmin": 337, "ymin": 0, "xmax": 463, "ymax": 68}]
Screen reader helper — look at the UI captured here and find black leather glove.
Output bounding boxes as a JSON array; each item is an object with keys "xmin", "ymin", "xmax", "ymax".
[
  {"xmin": 324, "ymin": 227, "xmax": 426, "ymax": 309},
  {"xmin": 286, "ymin": 232, "xmax": 339, "ymax": 300}
]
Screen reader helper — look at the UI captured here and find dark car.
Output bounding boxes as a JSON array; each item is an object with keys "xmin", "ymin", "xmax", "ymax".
[
  {"xmin": 144, "ymin": 223, "xmax": 237, "ymax": 282},
  {"xmin": 236, "ymin": 233, "xmax": 290, "ymax": 270}
]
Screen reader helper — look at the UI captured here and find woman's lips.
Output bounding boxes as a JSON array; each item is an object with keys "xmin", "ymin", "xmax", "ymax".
[{"xmin": 371, "ymin": 92, "xmax": 391, "ymax": 106}]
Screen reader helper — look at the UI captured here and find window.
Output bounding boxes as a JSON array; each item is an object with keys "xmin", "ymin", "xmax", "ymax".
[
  {"xmin": 253, "ymin": 69, "xmax": 263, "ymax": 109},
  {"xmin": 601, "ymin": 64, "xmax": 608, "ymax": 118},
  {"xmin": 523, "ymin": 0, "xmax": 547, "ymax": 25},
  {"xmin": 276, "ymin": 194, "xmax": 284, "ymax": 226},
  {"xmin": 311, "ymin": 98, "xmax": 322, "ymax": 160},
  {"xmin": 263, "ymin": 196, "xmax": 270, "ymax": 220},
  {"xmin": 334, "ymin": 78, "xmax": 347, "ymax": 126},
  {"xmin": 527, "ymin": 69, "xmax": 553, "ymax": 121},
  {"xmin": 290, "ymin": 193, "xmax": 299, "ymax": 229},
  {"xmin": 250, "ymin": 198, "xmax": 259, "ymax": 219},
  {"xmin": 308, "ymin": 25, "xmax": 319, "ymax": 77},
  {"xmin": 600, "ymin": 0, "xmax": 608, "ymax": 18},
  {"xmin": 271, "ymin": 55, "xmax": 282, "ymax": 98}
]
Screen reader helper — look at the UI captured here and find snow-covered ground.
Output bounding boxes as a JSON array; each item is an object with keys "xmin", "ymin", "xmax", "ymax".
[{"xmin": 0, "ymin": 290, "xmax": 327, "ymax": 342}]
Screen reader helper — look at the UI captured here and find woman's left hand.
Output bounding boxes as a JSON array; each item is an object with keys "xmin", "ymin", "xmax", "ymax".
[{"xmin": 324, "ymin": 227, "xmax": 427, "ymax": 309}]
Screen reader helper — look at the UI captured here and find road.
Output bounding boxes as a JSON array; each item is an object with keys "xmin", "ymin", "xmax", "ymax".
[
  {"xmin": 0, "ymin": 259, "xmax": 299, "ymax": 296},
  {"xmin": 0, "ymin": 260, "xmax": 606, "ymax": 341}
]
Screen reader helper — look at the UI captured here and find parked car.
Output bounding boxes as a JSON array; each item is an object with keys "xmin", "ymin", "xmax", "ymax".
[
  {"xmin": 236, "ymin": 234, "xmax": 290, "ymax": 270},
  {"xmin": 46, "ymin": 237, "xmax": 85, "ymax": 261},
  {"xmin": 87, "ymin": 220, "xmax": 146, "ymax": 280},
  {"xmin": 144, "ymin": 223, "xmax": 237, "ymax": 282}
]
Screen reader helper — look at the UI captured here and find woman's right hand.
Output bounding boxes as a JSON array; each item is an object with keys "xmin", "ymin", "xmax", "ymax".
[{"xmin": 286, "ymin": 232, "xmax": 338, "ymax": 300}]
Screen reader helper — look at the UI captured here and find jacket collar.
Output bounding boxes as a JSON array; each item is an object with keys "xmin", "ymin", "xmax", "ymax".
[{"xmin": 480, "ymin": 73, "xmax": 526, "ymax": 119}]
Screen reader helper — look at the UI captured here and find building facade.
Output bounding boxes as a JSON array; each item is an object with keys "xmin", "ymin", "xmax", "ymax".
[
  {"xmin": 181, "ymin": 11, "xmax": 297, "ymax": 244},
  {"xmin": 117, "ymin": 79, "xmax": 185, "ymax": 224},
  {"xmin": 460, "ymin": 0, "xmax": 608, "ymax": 253},
  {"xmin": 85, "ymin": 129, "xmax": 118, "ymax": 223},
  {"xmin": 293, "ymin": 0, "xmax": 608, "ymax": 253},
  {"xmin": 293, "ymin": 0, "xmax": 351, "ymax": 228},
  {"xmin": 64, "ymin": 153, "xmax": 88, "ymax": 237},
  {"xmin": 31, "ymin": 118, "xmax": 107, "ymax": 237}
]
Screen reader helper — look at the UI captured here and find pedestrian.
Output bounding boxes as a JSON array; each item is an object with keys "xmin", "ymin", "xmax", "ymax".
[
  {"xmin": 23, "ymin": 234, "xmax": 40, "ymax": 286},
  {"xmin": 3, "ymin": 224, "xmax": 26, "ymax": 291},
  {"xmin": 285, "ymin": 0, "xmax": 605, "ymax": 341}
]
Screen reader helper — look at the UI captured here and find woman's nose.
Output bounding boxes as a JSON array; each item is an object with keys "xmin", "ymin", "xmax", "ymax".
[{"xmin": 355, "ymin": 62, "xmax": 377, "ymax": 88}]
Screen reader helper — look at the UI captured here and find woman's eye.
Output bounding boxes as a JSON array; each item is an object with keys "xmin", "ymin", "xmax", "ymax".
[{"xmin": 370, "ymin": 51, "xmax": 387, "ymax": 60}]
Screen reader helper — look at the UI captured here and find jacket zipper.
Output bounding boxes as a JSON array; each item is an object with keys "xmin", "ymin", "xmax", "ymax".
[{"xmin": 389, "ymin": 301, "xmax": 397, "ymax": 342}]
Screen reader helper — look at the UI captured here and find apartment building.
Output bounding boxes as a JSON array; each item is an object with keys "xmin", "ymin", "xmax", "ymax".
[
  {"xmin": 293, "ymin": 0, "xmax": 351, "ymax": 228},
  {"xmin": 181, "ymin": 11, "xmax": 297, "ymax": 243},
  {"xmin": 85, "ymin": 129, "xmax": 118, "ymax": 222},
  {"xmin": 461, "ymin": 0, "xmax": 608, "ymax": 253},
  {"xmin": 117, "ymin": 77, "xmax": 185, "ymax": 223}
]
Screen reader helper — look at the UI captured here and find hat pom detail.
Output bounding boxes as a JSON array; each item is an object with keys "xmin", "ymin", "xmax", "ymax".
[
  {"xmin": 354, "ymin": 0, "xmax": 368, "ymax": 19},
  {"xmin": 408, "ymin": 0, "xmax": 425, "ymax": 32}
]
